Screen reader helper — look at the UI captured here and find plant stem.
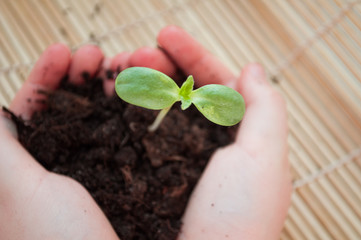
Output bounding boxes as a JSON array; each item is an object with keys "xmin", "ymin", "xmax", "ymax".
[{"xmin": 148, "ymin": 106, "xmax": 172, "ymax": 132}]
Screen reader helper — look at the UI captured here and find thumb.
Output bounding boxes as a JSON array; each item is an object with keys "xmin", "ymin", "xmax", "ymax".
[{"xmin": 235, "ymin": 63, "xmax": 288, "ymax": 163}]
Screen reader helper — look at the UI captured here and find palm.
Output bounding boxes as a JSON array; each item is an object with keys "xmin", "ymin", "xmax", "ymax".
[{"xmin": 0, "ymin": 26, "xmax": 291, "ymax": 240}]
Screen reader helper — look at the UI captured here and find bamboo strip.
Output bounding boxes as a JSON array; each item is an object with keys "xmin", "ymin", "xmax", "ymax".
[
  {"xmin": 85, "ymin": 0, "xmax": 136, "ymax": 48},
  {"xmin": 95, "ymin": 0, "xmax": 119, "ymax": 31},
  {"xmin": 322, "ymin": 31, "xmax": 361, "ymax": 87},
  {"xmin": 197, "ymin": 1, "xmax": 247, "ymax": 69},
  {"xmin": 54, "ymin": 1, "xmax": 89, "ymax": 46},
  {"xmin": 236, "ymin": 1, "xmax": 290, "ymax": 68},
  {"xmin": 100, "ymin": 0, "xmax": 136, "ymax": 52},
  {"xmin": 0, "ymin": 3, "xmax": 37, "ymax": 61},
  {"xmin": 213, "ymin": 1, "xmax": 258, "ymax": 65},
  {"xmin": 344, "ymin": 6, "xmax": 361, "ymax": 37},
  {"xmin": 190, "ymin": 2, "xmax": 242, "ymax": 72},
  {"xmin": 270, "ymin": 1, "xmax": 356, "ymax": 78},
  {"xmin": 294, "ymin": 147, "xmax": 361, "ymax": 189},
  {"xmin": 69, "ymin": 1, "xmax": 100, "ymax": 46},
  {"xmin": 297, "ymin": 185, "xmax": 348, "ymax": 239},
  {"xmin": 282, "ymin": 211, "xmax": 306, "ymax": 240},
  {"xmin": 0, "ymin": 36, "xmax": 24, "ymax": 106},
  {"xmin": 0, "ymin": 75, "xmax": 13, "ymax": 106},
  {"xmin": 282, "ymin": 63, "xmax": 357, "ymax": 152},
  {"xmin": 289, "ymin": 131, "xmax": 361, "ymax": 237},
  {"xmin": 8, "ymin": 1, "xmax": 48, "ymax": 53},
  {"xmin": 326, "ymin": 1, "xmax": 361, "ymax": 46},
  {"xmin": 88, "ymin": 0, "xmax": 123, "ymax": 55},
  {"xmin": 0, "ymin": 91, "xmax": 9, "ymax": 107},
  {"xmin": 289, "ymin": 136, "xmax": 318, "ymax": 178},
  {"xmin": 245, "ymin": 1, "xmax": 298, "ymax": 52},
  {"xmin": 225, "ymin": 0, "xmax": 274, "ymax": 63},
  {"xmin": 42, "ymin": 0, "xmax": 81, "ymax": 46},
  {"xmin": 0, "ymin": 28, "xmax": 18, "ymax": 67},
  {"xmin": 310, "ymin": 37, "xmax": 361, "ymax": 108},
  {"xmin": 125, "ymin": 2, "xmax": 159, "ymax": 47},
  {"xmin": 298, "ymin": 49, "xmax": 361, "ymax": 140},
  {"xmin": 266, "ymin": 0, "xmax": 314, "ymax": 41},
  {"xmin": 288, "ymin": 124, "xmax": 360, "ymax": 229},
  {"xmin": 0, "ymin": 2, "xmax": 34, "ymax": 63},
  {"xmin": 282, "ymin": 72, "xmax": 361, "ymax": 192},
  {"xmin": 73, "ymin": 0, "xmax": 194, "ymax": 50},
  {"xmin": 222, "ymin": 1, "xmax": 274, "ymax": 68},
  {"xmin": 282, "ymin": 76, "xmax": 351, "ymax": 160},
  {"xmin": 292, "ymin": 192, "xmax": 332, "ymax": 239},
  {"xmin": 176, "ymin": 2, "xmax": 238, "ymax": 72},
  {"xmin": 291, "ymin": 0, "xmax": 324, "ymax": 29},
  {"xmin": 1, "ymin": 73, "xmax": 20, "ymax": 107},
  {"xmin": 288, "ymin": 151, "xmax": 302, "ymax": 182},
  {"xmin": 279, "ymin": 231, "xmax": 291, "ymax": 240},
  {"xmin": 23, "ymin": 1, "xmax": 62, "ymax": 46},
  {"xmin": 304, "ymin": 0, "xmax": 339, "ymax": 23},
  {"xmin": 143, "ymin": 1, "xmax": 181, "ymax": 38},
  {"xmin": 282, "ymin": 78, "xmax": 360, "ymax": 235},
  {"xmin": 72, "ymin": 0, "xmax": 118, "ymax": 55}
]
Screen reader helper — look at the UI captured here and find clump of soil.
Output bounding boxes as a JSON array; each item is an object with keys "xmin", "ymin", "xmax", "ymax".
[{"xmin": 9, "ymin": 74, "xmax": 237, "ymax": 239}]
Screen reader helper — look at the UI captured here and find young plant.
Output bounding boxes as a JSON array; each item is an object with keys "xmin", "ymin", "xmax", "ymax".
[{"xmin": 115, "ymin": 67, "xmax": 245, "ymax": 131}]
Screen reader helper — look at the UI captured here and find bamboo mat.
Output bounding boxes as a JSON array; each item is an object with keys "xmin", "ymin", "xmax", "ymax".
[{"xmin": 1, "ymin": 1, "xmax": 361, "ymax": 239}]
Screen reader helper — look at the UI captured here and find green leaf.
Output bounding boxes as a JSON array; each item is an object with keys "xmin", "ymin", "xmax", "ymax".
[
  {"xmin": 179, "ymin": 75, "xmax": 194, "ymax": 110},
  {"xmin": 190, "ymin": 84, "xmax": 245, "ymax": 126},
  {"xmin": 115, "ymin": 67, "xmax": 180, "ymax": 110}
]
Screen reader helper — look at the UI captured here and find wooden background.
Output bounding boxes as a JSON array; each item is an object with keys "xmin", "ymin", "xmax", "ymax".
[{"xmin": 1, "ymin": 1, "xmax": 361, "ymax": 239}]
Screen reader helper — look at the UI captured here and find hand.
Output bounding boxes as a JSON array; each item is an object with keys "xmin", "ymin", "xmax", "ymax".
[
  {"xmin": 157, "ymin": 26, "xmax": 292, "ymax": 240},
  {"xmin": 0, "ymin": 26, "xmax": 292, "ymax": 240},
  {"xmin": 0, "ymin": 38, "xmax": 177, "ymax": 239},
  {"xmin": 0, "ymin": 45, "xmax": 120, "ymax": 239}
]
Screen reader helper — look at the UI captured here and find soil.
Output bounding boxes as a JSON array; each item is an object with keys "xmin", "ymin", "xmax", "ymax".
[{"xmin": 7, "ymin": 73, "xmax": 237, "ymax": 239}]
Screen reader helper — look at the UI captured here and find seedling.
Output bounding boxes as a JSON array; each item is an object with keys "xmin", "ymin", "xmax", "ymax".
[{"xmin": 115, "ymin": 67, "xmax": 245, "ymax": 131}]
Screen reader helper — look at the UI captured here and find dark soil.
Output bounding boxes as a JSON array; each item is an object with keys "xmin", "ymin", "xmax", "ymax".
[{"xmin": 7, "ymin": 73, "xmax": 237, "ymax": 239}]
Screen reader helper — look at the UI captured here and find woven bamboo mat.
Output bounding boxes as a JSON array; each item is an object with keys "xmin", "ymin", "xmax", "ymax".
[{"xmin": 1, "ymin": 1, "xmax": 361, "ymax": 239}]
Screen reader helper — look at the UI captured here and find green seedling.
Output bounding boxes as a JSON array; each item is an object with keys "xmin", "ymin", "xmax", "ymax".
[{"xmin": 115, "ymin": 67, "xmax": 245, "ymax": 131}]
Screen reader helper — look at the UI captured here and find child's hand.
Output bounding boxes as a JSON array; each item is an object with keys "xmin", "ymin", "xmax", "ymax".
[{"xmin": 157, "ymin": 26, "xmax": 292, "ymax": 240}]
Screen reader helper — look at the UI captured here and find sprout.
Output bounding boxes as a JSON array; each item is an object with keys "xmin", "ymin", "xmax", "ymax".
[{"xmin": 115, "ymin": 67, "xmax": 245, "ymax": 131}]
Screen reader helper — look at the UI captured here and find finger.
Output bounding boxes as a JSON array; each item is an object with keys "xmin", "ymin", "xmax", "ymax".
[
  {"xmin": 68, "ymin": 45, "xmax": 104, "ymax": 85},
  {"xmin": 236, "ymin": 63, "xmax": 288, "ymax": 161},
  {"xmin": 128, "ymin": 46, "xmax": 176, "ymax": 76},
  {"xmin": 103, "ymin": 52, "xmax": 131, "ymax": 97},
  {"xmin": 157, "ymin": 25, "xmax": 235, "ymax": 87},
  {"xmin": 111, "ymin": 51, "xmax": 131, "ymax": 73},
  {"xmin": 10, "ymin": 43, "xmax": 71, "ymax": 120}
]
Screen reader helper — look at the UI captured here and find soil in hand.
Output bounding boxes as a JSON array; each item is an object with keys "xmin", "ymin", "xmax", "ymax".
[{"xmin": 11, "ymin": 74, "xmax": 237, "ymax": 240}]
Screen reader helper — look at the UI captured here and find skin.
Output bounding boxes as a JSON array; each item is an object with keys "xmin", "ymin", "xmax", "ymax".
[{"xmin": 0, "ymin": 26, "xmax": 292, "ymax": 240}]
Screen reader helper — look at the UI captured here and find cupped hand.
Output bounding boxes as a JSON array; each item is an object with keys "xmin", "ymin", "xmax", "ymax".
[
  {"xmin": 157, "ymin": 26, "xmax": 292, "ymax": 240},
  {"xmin": 0, "ymin": 26, "xmax": 292, "ymax": 240},
  {"xmin": 0, "ymin": 44, "xmax": 120, "ymax": 240}
]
